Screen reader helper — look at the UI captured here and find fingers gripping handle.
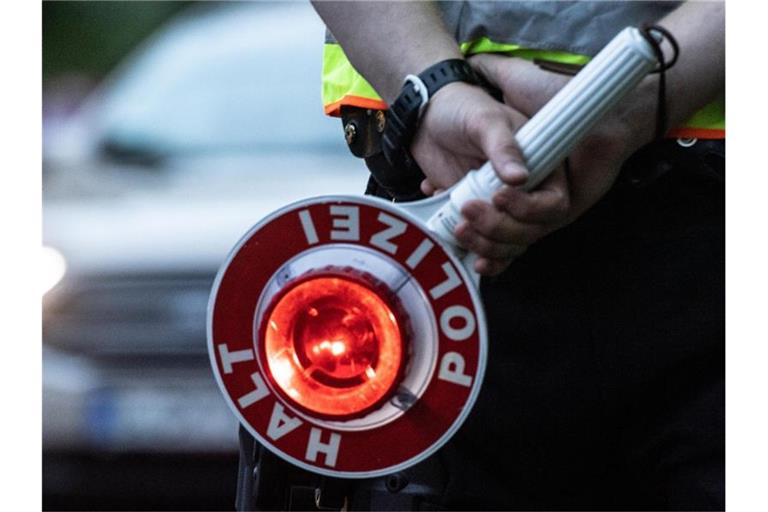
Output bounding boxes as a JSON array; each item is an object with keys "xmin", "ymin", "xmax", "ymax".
[{"xmin": 427, "ymin": 27, "xmax": 659, "ymax": 245}]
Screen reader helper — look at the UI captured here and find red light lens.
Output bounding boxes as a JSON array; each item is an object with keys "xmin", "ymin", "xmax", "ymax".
[{"xmin": 263, "ymin": 276, "xmax": 404, "ymax": 418}]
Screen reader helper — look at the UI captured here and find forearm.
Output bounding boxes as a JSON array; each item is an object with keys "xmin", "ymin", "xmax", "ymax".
[
  {"xmin": 660, "ymin": 1, "xmax": 725, "ymax": 129},
  {"xmin": 620, "ymin": 1, "xmax": 725, "ymax": 144},
  {"xmin": 311, "ymin": 1, "xmax": 461, "ymax": 102}
]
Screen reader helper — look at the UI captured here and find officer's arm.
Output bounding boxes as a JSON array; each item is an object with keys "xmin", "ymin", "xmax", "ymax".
[
  {"xmin": 649, "ymin": 1, "xmax": 724, "ymax": 136},
  {"xmin": 453, "ymin": 1, "xmax": 724, "ymax": 272},
  {"xmin": 311, "ymin": 1, "xmax": 461, "ymax": 103},
  {"xmin": 312, "ymin": 1, "xmax": 534, "ymax": 276}
]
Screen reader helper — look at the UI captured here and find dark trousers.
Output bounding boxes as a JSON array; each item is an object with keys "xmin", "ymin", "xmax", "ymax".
[
  {"xmin": 236, "ymin": 139, "xmax": 724, "ymax": 511},
  {"xmin": 434, "ymin": 139, "xmax": 725, "ymax": 510}
]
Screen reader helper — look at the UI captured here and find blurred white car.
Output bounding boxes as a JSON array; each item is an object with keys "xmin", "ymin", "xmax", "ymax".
[{"xmin": 42, "ymin": 2, "xmax": 366, "ymax": 507}]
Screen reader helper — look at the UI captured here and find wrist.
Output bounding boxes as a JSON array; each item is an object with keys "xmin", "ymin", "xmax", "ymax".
[
  {"xmin": 382, "ymin": 44, "xmax": 462, "ymax": 103},
  {"xmin": 382, "ymin": 59, "xmax": 481, "ymax": 172},
  {"xmin": 426, "ymin": 80, "xmax": 478, "ymax": 104}
]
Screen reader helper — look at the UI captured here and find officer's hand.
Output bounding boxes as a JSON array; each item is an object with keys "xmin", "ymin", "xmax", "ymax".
[
  {"xmin": 464, "ymin": 54, "xmax": 653, "ymax": 259},
  {"xmin": 412, "ymin": 81, "xmax": 536, "ymax": 275},
  {"xmin": 412, "ymin": 81, "xmax": 529, "ymax": 193},
  {"xmin": 453, "ymin": 166, "xmax": 571, "ymax": 275}
]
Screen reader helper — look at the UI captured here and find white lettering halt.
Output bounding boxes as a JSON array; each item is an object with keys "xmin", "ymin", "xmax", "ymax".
[
  {"xmin": 237, "ymin": 372, "xmax": 271, "ymax": 408},
  {"xmin": 305, "ymin": 428, "xmax": 341, "ymax": 467},
  {"xmin": 217, "ymin": 343, "xmax": 254, "ymax": 374},
  {"xmin": 267, "ymin": 402, "xmax": 303, "ymax": 441}
]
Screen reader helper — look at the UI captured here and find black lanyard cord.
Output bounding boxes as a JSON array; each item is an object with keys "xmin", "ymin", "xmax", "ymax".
[{"xmin": 640, "ymin": 24, "xmax": 681, "ymax": 141}]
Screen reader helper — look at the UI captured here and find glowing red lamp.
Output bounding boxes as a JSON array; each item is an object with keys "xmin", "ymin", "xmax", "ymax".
[{"xmin": 262, "ymin": 276, "xmax": 405, "ymax": 419}]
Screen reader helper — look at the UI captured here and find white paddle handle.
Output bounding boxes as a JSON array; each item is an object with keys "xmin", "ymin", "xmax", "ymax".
[{"xmin": 428, "ymin": 27, "xmax": 659, "ymax": 245}]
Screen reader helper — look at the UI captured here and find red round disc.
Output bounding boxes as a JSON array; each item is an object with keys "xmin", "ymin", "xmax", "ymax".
[{"xmin": 208, "ymin": 196, "xmax": 486, "ymax": 478}]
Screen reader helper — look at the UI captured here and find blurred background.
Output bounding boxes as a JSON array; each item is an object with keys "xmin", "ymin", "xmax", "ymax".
[{"xmin": 42, "ymin": 1, "xmax": 366, "ymax": 510}]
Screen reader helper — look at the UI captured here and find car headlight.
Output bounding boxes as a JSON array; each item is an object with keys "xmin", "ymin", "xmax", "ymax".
[{"xmin": 42, "ymin": 246, "xmax": 67, "ymax": 296}]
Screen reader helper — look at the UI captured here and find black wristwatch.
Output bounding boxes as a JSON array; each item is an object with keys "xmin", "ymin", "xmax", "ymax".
[{"xmin": 381, "ymin": 58, "xmax": 481, "ymax": 175}]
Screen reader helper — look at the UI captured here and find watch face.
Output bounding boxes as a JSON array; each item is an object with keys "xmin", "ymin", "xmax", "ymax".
[{"xmin": 208, "ymin": 195, "xmax": 487, "ymax": 478}]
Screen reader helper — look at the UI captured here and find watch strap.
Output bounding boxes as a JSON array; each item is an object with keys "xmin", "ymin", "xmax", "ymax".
[{"xmin": 382, "ymin": 58, "xmax": 480, "ymax": 172}]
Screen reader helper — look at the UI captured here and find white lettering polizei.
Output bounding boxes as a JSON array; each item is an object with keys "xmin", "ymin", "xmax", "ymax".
[
  {"xmin": 217, "ymin": 343, "xmax": 254, "ymax": 374},
  {"xmin": 438, "ymin": 352, "xmax": 473, "ymax": 387},
  {"xmin": 305, "ymin": 428, "xmax": 341, "ymax": 467},
  {"xmin": 370, "ymin": 212, "xmax": 407, "ymax": 254},
  {"xmin": 267, "ymin": 402, "xmax": 303, "ymax": 441},
  {"xmin": 329, "ymin": 205, "xmax": 360, "ymax": 241},
  {"xmin": 237, "ymin": 372, "xmax": 270, "ymax": 408},
  {"xmin": 406, "ymin": 238, "xmax": 434, "ymax": 269},
  {"xmin": 298, "ymin": 209, "xmax": 319, "ymax": 245},
  {"xmin": 439, "ymin": 305, "xmax": 476, "ymax": 341},
  {"xmin": 429, "ymin": 262, "xmax": 462, "ymax": 300}
]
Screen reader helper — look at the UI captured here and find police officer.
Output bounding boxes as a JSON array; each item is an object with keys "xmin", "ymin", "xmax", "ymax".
[{"xmin": 237, "ymin": 2, "xmax": 725, "ymax": 509}]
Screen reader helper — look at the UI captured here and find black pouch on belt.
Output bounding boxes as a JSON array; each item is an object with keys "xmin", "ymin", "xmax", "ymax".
[{"xmin": 339, "ymin": 105, "xmax": 427, "ymax": 202}]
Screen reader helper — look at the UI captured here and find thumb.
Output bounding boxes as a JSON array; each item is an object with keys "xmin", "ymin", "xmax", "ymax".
[
  {"xmin": 468, "ymin": 56, "xmax": 530, "ymax": 185},
  {"xmin": 469, "ymin": 107, "xmax": 529, "ymax": 187}
]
